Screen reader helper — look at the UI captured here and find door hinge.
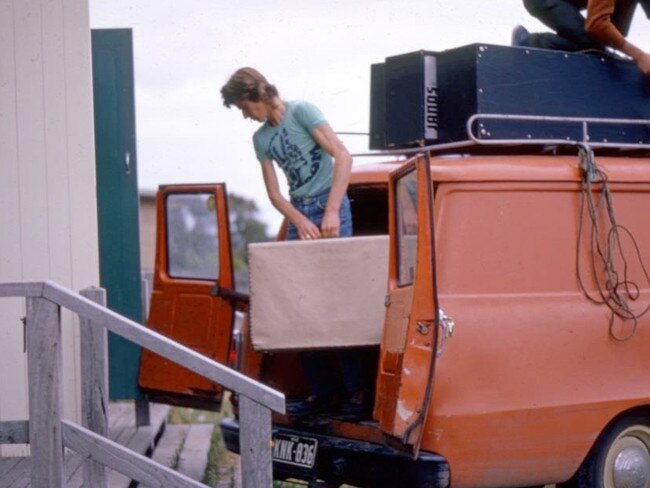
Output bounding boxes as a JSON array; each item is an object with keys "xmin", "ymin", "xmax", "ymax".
[{"xmin": 416, "ymin": 321, "xmax": 431, "ymax": 335}]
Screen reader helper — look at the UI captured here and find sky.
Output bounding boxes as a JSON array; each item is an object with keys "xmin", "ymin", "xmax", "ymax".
[{"xmin": 88, "ymin": 0, "xmax": 649, "ymax": 231}]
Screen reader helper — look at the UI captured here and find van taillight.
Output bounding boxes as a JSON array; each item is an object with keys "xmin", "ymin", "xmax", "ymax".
[
  {"xmin": 228, "ymin": 346, "xmax": 237, "ymax": 368},
  {"xmin": 228, "ymin": 329, "xmax": 242, "ymax": 370}
]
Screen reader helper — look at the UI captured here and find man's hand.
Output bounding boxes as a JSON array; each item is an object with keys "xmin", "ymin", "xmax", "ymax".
[
  {"xmin": 320, "ymin": 209, "xmax": 341, "ymax": 238},
  {"xmin": 293, "ymin": 214, "xmax": 322, "ymax": 240},
  {"xmin": 636, "ymin": 51, "xmax": 650, "ymax": 75},
  {"xmin": 621, "ymin": 41, "xmax": 650, "ymax": 75}
]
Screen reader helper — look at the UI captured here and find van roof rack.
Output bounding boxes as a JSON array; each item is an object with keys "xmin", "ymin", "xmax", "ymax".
[{"xmin": 352, "ymin": 114, "xmax": 650, "ymax": 160}]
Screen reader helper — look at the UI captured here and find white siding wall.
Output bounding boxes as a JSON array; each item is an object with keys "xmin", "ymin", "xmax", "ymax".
[{"xmin": 0, "ymin": 0, "xmax": 98, "ymax": 454}]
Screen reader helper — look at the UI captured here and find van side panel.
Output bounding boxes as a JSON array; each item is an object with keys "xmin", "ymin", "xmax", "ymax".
[{"xmin": 424, "ymin": 181, "xmax": 650, "ymax": 487}]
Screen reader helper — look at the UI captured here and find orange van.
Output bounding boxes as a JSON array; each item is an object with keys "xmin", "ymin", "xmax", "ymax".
[{"xmin": 139, "ymin": 136, "xmax": 650, "ymax": 487}]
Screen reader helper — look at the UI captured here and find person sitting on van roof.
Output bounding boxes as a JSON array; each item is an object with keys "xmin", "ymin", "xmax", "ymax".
[{"xmin": 512, "ymin": 0, "xmax": 650, "ymax": 75}]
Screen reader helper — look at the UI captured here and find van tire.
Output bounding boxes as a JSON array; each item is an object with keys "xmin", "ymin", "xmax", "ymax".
[{"xmin": 561, "ymin": 413, "xmax": 650, "ymax": 488}]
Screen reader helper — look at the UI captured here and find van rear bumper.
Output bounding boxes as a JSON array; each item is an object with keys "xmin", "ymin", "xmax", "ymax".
[{"xmin": 220, "ymin": 417, "xmax": 450, "ymax": 488}]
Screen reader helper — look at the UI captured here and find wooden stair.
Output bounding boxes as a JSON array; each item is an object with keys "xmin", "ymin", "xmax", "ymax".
[
  {"xmin": 147, "ymin": 423, "xmax": 214, "ymax": 486},
  {"xmin": 0, "ymin": 402, "xmax": 215, "ymax": 487}
]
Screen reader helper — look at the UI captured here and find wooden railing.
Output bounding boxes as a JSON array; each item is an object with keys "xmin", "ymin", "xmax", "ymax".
[{"xmin": 0, "ymin": 281, "xmax": 284, "ymax": 488}]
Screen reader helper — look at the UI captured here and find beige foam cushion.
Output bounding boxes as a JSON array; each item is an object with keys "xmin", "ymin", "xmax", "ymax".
[{"xmin": 249, "ymin": 235, "xmax": 389, "ymax": 350}]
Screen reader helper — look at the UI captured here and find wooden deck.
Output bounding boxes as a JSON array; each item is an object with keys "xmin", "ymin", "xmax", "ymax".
[{"xmin": 0, "ymin": 402, "xmax": 215, "ymax": 488}]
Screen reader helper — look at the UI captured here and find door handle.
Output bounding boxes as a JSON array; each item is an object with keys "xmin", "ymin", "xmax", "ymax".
[{"xmin": 436, "ymin": 309, "xmax": 455, "ymax": 358}]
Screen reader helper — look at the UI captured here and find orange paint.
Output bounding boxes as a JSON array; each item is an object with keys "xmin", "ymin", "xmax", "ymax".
[
  {"xmin": 144, "ymin": 153, "xmax": 650, "ymax": 486},
  {"xmin": 139, "ymin": 184, "xmax": 235, "ymax": 409}
]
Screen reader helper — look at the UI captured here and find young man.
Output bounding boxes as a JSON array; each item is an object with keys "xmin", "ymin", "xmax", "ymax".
[
  {"xmin": 513, "ymin": 0, "xmax": 650, "ymax": 74},
  {"xmin": 221, "ymin": 67, "xmax": 371, "ymax": 420}
]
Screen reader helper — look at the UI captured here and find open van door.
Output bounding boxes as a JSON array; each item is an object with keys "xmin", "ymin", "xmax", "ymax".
[
  {"xmin": 375, "ymin": 155, "xmax": 438, "ymax": 454},
  {"xmin": 138, "ymin": 184, "xmax": 237, "ymax": 410}
]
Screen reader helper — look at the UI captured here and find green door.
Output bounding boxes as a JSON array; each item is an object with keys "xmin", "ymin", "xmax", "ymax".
[{"xmin": 92, "ymin": 29, "xmax": 143, "ymax": 400}]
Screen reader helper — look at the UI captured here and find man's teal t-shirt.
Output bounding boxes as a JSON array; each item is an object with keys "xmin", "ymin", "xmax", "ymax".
[{"xmin": 253, "ymin": 100, "xmax": 333, "ymax": 199}]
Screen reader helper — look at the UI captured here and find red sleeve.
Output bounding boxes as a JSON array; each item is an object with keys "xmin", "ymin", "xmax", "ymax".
[{"xmin": 585, "ymin": 0, "xmax": 627, "ymax": 49}]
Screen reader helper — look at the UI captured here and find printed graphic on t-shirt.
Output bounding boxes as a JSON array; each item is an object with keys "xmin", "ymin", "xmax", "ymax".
[{"xmin": 269, "ymin": 127, "xmax": 322, "ymax": 190}]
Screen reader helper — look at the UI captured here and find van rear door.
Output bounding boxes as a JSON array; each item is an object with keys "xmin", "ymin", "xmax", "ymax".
[
  {"xmin": 375, "ymin": 155, "xmax": 438, "ymax": 453},
  {"xmin": 138, "ymin": 184, "xmax": 236, "ymax": 410}
]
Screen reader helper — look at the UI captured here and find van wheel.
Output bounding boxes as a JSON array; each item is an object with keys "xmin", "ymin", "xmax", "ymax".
[{"xmin": 566, "ymin": 414, "xmax": 650, "ymax": 488}]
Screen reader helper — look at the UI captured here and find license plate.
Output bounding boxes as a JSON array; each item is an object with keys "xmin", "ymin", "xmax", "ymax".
[{"xmin": 272, "ymin": 433, "xmax": 318, "ymax": 468}]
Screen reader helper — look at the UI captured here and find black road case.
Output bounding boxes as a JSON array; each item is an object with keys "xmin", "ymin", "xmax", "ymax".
[{"xmin": 370, "ymin": 44, "xmax": 650, "ymax": 149}]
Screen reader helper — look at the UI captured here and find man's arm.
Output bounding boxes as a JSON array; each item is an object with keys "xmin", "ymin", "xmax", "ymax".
[
  {"xmin": 311, "ymin": 124, "xmax": 353, "ymax": 238},
  {"xmin": 586, "ymin": 0, "xmax": 628, "ymax": 48},
  {"xmin": 260, "ymin": 160, "xmax": 321, "ymax": 240},
  {"xmin": 621, "ymin": 40, "xmax": 650, "ymax": 73},
  {"xmin": 586, "ymin": 0, "xmax": 650, "ymax": 73}
]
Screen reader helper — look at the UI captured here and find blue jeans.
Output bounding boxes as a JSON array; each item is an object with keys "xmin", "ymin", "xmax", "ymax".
[
  {"xmin": 286, "ymin": 189, "xmax": 352, "ymax": 240},
  {"xmin": 522, "ymin": 0, "xmax": 602, "ymax": 51},
  {"xmin": 286, "ymin": 190, "xmax": 367, "ymax": 397}
]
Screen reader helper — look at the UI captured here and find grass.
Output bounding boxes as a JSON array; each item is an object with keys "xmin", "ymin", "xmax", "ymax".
[
  {"xmin": 204, "ymin": 420, "xmax": 236, "ymax": 487},
  {"xmin": 167, "ymin": 406, "xmax": 222, "ymax": 425},
  {"xmin": 165, "ymin": 395, "xmax": 241, "ymax": 487},
  {"xmin": 167, "ymin": 395, "xmax": 357, "ymax": 487},
  {"xmin": 185, "ymin": 396, "xmax": 309, "ymax": 487}
]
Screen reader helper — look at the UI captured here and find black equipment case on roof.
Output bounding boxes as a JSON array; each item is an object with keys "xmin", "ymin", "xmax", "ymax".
[{"xmin": 369, "ymin": 43, "xmax": 650, "ymax": 149}]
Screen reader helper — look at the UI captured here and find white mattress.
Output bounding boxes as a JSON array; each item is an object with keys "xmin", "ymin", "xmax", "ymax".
[{"xmin": 248, "ymin": 235, "xmax": 389, "ymax": 350}]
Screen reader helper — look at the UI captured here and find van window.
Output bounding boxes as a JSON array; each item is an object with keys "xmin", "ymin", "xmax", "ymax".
[
  {"xmin": 395, "ymin": 169, "xmax": 419, "ymax": 286},
  {"xmin": 165, "ymin": 192, "xmax": 219, "ymax": 280}
]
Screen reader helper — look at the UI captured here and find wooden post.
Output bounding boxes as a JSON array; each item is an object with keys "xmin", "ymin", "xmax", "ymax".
[
  {"xmin": 239, "ymin": 396, "xmax": 273, "ymax": 488},
  {"xmin": 80, "ymin": 287, "xmax": 108, "ymax": 488},
  {"xmin": 135, "ymin": 398, "xmax": 151, "ymax": 427},
  {"xmin": 26, "ymin": 296, "xmax": 65, "ymax": 488},
  {"xmin": 136, "ymin": 277, "xmax": 151, "ymax": 427}
]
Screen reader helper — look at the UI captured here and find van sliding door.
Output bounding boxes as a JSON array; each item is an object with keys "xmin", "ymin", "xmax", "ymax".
[{"xmin": 375, "ymin": 155, "xmax": 437, "ymax": 454}]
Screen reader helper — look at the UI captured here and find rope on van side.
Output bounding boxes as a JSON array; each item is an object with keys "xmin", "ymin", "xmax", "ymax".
[{"xmin": 576, "ymin": 148, "xmax": 650, "ymax": 341}]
